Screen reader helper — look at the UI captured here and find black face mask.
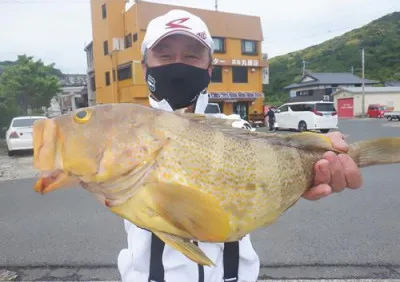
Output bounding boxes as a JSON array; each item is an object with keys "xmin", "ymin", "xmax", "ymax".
[{"xmin": 145, "ymin": 63, "xmax": 211, "ymax": 110}]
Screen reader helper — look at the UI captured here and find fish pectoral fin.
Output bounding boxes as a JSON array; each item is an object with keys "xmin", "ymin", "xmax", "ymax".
[
  {"xmin": 153, "ymin": 231, "xmax": 214, "ymax": 266},
  {"xmin": 146, "ymin": 182, "xmax": 231, "ymax": 242}
]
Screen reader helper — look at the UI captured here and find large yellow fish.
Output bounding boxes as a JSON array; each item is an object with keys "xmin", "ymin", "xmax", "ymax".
[{"xmin": 32, "ymin": 103, "xmax": 400, "ymax": 266}]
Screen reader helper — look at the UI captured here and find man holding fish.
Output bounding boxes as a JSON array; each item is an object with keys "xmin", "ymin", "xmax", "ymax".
[
  {"xmin": 32, "ymin": 7, "xmax": 400, "ymax": 278},
  {"xmin": 114, "ymin": 9, "xmax": 363, "ymax": 282}
]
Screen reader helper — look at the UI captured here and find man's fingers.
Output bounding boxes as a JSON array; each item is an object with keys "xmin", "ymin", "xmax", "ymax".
[
  {"xmin": 313, "ymin": 159, "xmax": 330, "ymax": 186},
  {"xmin": 302, "ymin": 184, "xmax": 332, "ymax": 201},
  {"xmin": 324, "ymin": 151, "xmax": 347, "ymax": 193},
  {"xmin": 338, "ymin": 154, "xmax": 363, "ymax": 189},
  {"xmin": 326, "ymin": 132, "xmax": 349, "ymax": 152}
]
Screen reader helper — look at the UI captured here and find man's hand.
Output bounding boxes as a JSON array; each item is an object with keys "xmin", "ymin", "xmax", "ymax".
[{"xmin": 302, "ymin": 132, "xmax": 363, "ymax": 201}]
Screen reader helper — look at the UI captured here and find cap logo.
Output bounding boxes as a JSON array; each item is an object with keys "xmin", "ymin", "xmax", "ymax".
[
  {"xmin": 197, "ymin": 31, "xmax": 207, "ymax": 40},
  {"xmin": 165, "ymin": 17, "xmax": 191, "ymax": 30}
]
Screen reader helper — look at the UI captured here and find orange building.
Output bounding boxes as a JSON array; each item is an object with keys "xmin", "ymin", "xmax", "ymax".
[{"xmin": 87, "ymin": 0, "xmax": 268, "ymax": 120}]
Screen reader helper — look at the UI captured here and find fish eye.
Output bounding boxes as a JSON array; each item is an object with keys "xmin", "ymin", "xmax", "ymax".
[{"xmin": 73, "ymin": 110, "xmax": 92, "ymax": 124}]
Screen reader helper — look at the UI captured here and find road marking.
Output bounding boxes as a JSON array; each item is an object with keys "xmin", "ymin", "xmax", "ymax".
[{"xmin": 383, "ymin": 122, "xmax": 400, "ymax": 127}]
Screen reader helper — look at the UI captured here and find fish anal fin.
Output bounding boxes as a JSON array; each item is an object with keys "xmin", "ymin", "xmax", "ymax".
[{"xmin": 154, "ymin": 231, "xmax": 214, "ymax": 266}]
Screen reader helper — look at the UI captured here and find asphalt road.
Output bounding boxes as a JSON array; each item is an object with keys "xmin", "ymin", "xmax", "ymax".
[{"xmin": 1, "ymin": 118, "xmax": 400, "ymax": 281}]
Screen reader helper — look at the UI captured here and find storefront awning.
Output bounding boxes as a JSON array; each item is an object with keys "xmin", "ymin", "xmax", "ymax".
[{"xmin": 209, "ymin": 92, "xmax": 264, "ymax": 101}]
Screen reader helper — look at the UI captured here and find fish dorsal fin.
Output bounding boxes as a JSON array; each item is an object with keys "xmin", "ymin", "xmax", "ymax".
[
  {"xmin": 267, "ymin": 132, "xmax": 343, "ymax": 153},
  {"xmin": 175, "ymin": 112, "xmax": 241, "ymax": 128},
  {"xmin": 174, "ymin": 112, "xmax": 267, "ymax": 137},
  {"xmin": 175, "ymin": 112, "xmax": 341, "ymax": 153}
]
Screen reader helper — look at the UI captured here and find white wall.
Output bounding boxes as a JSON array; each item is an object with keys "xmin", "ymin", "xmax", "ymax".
[
  {"xmin": 290, "ymin": 84, "xmax": 359, "ymax": 98},
  {"xmin": 335, "ymin": 91, "xmax": 400, "ymax": 116}
]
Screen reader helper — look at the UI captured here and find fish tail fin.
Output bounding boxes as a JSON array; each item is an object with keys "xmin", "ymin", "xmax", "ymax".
[{"xmin": 348, "ymin": 137, "xmax": 400, "ymax": 168}]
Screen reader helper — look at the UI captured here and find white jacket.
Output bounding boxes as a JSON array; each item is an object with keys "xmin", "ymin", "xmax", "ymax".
[{"xmin": 117, "ymin": 94, "xmax": 261, "ymax": 282}]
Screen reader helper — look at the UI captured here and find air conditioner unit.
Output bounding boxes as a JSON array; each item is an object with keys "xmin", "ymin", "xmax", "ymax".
[
  {"xmin": 112, "ymin": 38, "xmax": 125, "ymax": 52},
  {"xmin": 323, "ymin": 95, "xmax": 330, "ymax": 101}
]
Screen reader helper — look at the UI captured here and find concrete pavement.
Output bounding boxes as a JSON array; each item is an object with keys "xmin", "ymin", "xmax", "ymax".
[{"xmin": 1, "ymin": 118, "xmax": 400, "ymax": 280}]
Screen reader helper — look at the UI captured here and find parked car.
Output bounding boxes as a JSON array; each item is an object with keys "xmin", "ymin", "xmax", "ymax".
[
  {"xmin": 273, "ymin": 101, "xmax": 338, "ymax": 133},
  {"xmin": 4, "ymin": 116, "xmax": 47, "ymax": 156},
  {"xmin": 367, "ymin": 104, "xmax": 391, "ymax": 118},
  {"xmin": 204, "ymin": 103, "xmax": 256, "ymax": 131},
  {"xmin": 384, "ymin": 110, "xmax": 400, "ymax": 121}
]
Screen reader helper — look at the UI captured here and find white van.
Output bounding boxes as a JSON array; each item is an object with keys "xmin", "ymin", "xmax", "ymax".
[{"xmin": 273, "ymin": 101, "xmax": 338, "ymax": 133}]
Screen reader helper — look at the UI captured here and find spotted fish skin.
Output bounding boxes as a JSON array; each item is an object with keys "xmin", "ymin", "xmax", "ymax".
[{"xmin": 32, "ymin": 103, "xmax": 400, "ymax": 265}]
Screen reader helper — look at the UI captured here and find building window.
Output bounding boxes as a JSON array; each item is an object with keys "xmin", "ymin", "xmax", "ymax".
[
  {"xmin": 232, "ymin": 66, "xmax": 248, "ymax": 83},
  {"xmin": 105, "ymin": 71, "xmax": 110, "ymax": 86},
  {"xmin": 296, "ymin": 90, "xmax": 313, "ymax": 96},
  {"xmin": 132, "ymin": 33, "xmax": 138, "ymax": 42},
  {"xmin": 103, "ymin": 40, "xmax": 108, "ymax": 55},
  {"xmin": 102, "ymin": 4, "xmax": 107, "ymax": 19},
  {"xmin": 117, "ymin": 63, "xmax": 132, "ymax": 81},
  {"xmin": 211, "ymin": 66, "xmax": 222, "ymax": 83},
  {"xmin": 241, "ymin": 40, "xmax": 257, "ymax": 55},
  {"xmin": 125, "ymin": 33, "xmax": 132, "ymax": 48},
  {"xmin": 212, "ymin": 37, "xmax": 225, "ymax": 53}
]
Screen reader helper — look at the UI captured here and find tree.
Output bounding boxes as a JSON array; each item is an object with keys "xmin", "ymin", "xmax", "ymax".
[
  {"xmin": 0, "ymin": 55, "xmax": 61, "ymax": 115},
  {"xmin": 266, "ymin": 12, "xmax": 400, "ymax": 97}
]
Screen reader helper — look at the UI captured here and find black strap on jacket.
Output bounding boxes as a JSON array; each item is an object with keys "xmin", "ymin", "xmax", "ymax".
[
  {"xmin": 148, "ymin": 232, "xmax": 239, "ymax": 282},
  {"xmin": 194, "ymin": 241, "xmax": 205, "ymax": 282},
  {"xmin": 223, "ymin": 241, "xmax": 239, "ymax": 282},
  {"xmin": 148, "ymin": 232, "xmax": 166, "ymax": 282}
]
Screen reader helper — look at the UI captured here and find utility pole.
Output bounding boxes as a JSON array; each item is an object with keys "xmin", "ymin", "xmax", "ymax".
[
  {"xmin": 302, "ymin": 59, "xmax": 308, "ymax": 76},
  {"xmin": 215, "ymin": 0, "xmax": 218, "ymax": 11},
  {"xmin": 351, "ymin": 66, "xmax": 354, "ymax": 74},
  {"xmin": 361, "ymin": 48, "xmax": 365, "ymax": 118}
]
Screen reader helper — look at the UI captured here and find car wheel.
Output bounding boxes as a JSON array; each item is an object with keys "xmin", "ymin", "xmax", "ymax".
[
  {"xmin": 242, "ymin": 125, "xmax": 251, "ymax": 131},
  {"xmin": 298, "ymin": 121, "xmax": 307, "ymax": 132},
  {"xmin": 7, "ymin": 150, "xmax": 14, "ymax": 157},
  {"xmin": 320, "ymin": 129, "xmax": 330, "ymax": 133}
]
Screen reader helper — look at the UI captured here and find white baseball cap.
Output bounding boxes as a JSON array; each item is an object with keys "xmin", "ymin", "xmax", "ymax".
[{"xmin": 141, "ymin": 9, "xmax": 214, "ymax": 55}]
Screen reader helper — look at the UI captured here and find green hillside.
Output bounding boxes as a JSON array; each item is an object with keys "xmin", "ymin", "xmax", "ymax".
[{"xmin": 264, "ymin": 11, "xmax": 400, "ymax": 106}]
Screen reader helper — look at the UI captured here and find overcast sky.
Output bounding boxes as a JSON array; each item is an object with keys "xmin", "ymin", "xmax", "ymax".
[{"xmin": 0, "ymin": 0, "xmax": 398, "ymax": 74}]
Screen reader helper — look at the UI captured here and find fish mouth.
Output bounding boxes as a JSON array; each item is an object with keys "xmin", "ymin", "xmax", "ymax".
[
  {"xmin": 33, "ymin": 119, "xmax": 78, "ymax": 194},
  {"xmin": 34, "ymin": 170, "xmax": 78, "ymax": 194},
  {"xmin": 33, "ymin": 118, "xmax": 59, "ymax": 171}
]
